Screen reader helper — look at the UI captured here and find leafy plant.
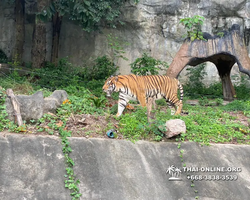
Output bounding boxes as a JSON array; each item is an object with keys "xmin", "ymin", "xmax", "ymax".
[
  {"xmin": 234, "ymin": 74, "xmax": 250, "ymax": 100},
  {"xmin": 198, "ymin": 96, "xmax": 209, "ymax": 106},
  {"xmin": 0, "ymin": 88, "xmax": 10, "ymax": 131},
  {"xmin": 184, "ymin": 63, "xmax": 208, "ymax": 98},
  {"xmin": 83, "ymin": 56, "xmax": 118, "ymax": 81},
  {"xmin": 216, "ymin": 32, "xmax": 225, "ymax": 38},
  {"xmin": 33, "ymin": 57, "xmax": 82, "ymax": 89},
  {"xmin": 179, "ymin": 15, "xmax": 206, "ymax": 41},
  {"xmin": 130, "ymin": 52, "xmax": 169, "ymax": 75},
  {"xmin": 215, "ymin": 98, "xmax": 223, "ymax": 106},
  {"xmin": 89, "ymin": 95, "xmax": 107, "ymax": 108}
]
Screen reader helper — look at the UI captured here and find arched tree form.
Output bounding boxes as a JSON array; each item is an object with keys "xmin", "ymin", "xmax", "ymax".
[
  {"xmin": 166, "ymin": 24, "xmax": 250, "ymax": 101},
  {"xmin": 37, "ymin": 0, "xmax": 139, "ymax": 66}
]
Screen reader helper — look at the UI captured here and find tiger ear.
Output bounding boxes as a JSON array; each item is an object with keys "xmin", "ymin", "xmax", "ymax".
[{"xmin": 115, "ymin": 76, "xmax": 119, "ymax": 82}]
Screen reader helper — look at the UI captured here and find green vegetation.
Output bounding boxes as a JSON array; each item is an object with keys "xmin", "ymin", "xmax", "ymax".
[
  {"xmin": 130, "ymin": 52, "xmax": 169, "ymax": 75},
  {"xmin": 216, "ymin": 32, "xmax": 225, "ymax": 38},
  {"xmin": 60, "ymin": 128, "xmax": 82, "ymax": 200},
  {"xmin": 179, "ymin": 15, "xmax": 206, "ymax": 41}
]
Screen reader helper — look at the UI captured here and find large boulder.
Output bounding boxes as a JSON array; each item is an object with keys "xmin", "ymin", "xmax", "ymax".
[
  {"xmin": 5, "ymin": 90, "xmax": 68, "ymax": 121},
  {"xmin": 43, "ymin": 90, "xmax": 68, "ymax": 114},
  {"xmin": 164, "ymin": 119, "xmax": 186, "ymax": 138},
  {"xmin": 5, "ymin": 91, "xmax": 44, "ymax": 121}
]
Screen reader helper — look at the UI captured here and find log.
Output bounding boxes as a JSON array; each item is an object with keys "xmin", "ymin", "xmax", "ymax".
[{"xmin": 6, "ymin": 89, "xmax": 23, "ymax": 126}]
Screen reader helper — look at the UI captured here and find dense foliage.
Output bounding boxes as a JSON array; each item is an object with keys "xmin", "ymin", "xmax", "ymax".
[
  {"xmin": 40, "ymin": 0, "xmax": 139, "ymax": 31},
  {"xmin": 130, "ymin": 53, "xmax": 169, "ymax": 75}
]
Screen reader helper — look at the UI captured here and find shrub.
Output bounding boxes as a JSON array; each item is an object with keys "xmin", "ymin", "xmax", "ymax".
[
  {"xmin": 32, "ymin": 58, "xmax": 82, "ymax": 89},
  {"xmin": 179, "ymin": 15, "xmax": 206, "ymax": 41},
  {"xmin": 82, "ymin": 56, "xmax": 118, "ymax": 81},
  {"xmin": 130, "ymin": 53, "xmax": 169, "ymax": 75}
]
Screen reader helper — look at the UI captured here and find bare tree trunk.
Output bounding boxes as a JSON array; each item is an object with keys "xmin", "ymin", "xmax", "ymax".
[
  {"xmin": 13, "ymin": 0, "xmax": 25, "ymax": 64},
  {"xmin": 216, "ymin": 62, "xmax": 236, "ymax": 101},
  {"xmin": 51, "ymin": 12, "xmax": 62, "ymax": 65},
  {"xmin": 31, "ymin": 0, "xmax": 50, "ymax": 68},
  {"xmin": 31, "ymin": 21, "xmax": 46, "ymax": 68}
]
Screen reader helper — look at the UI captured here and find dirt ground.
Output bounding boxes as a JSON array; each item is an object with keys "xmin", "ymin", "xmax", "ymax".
[
  {"xmin": 3, "ymin": 99, "xmax": 250, "ymax": 143},
  {"xmin": 21, "ymin": 107, "xmax": 250, "ymax": 144}
]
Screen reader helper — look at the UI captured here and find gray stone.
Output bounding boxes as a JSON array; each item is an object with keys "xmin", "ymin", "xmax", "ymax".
[
  {"xmin": 0, "ymin": 133, "xmax": 70, "ymax": 200},
  {"xmin": 5, "ymin": 91, "xmax": 44, "ymax": 121},
  {"xmin": 0, "ymin": 134, "xmax": 250, "ymax": 200},
  {"xmin": 43, "ymin": 90, "xmax": 68, "ymax": 114},
  {"xmin": 5, "ymin": 90, "xmax": 68, "ymax": 121},
  {"xmin": 165, "ymin": 119, "xmax": 186, "ymax": 138}
]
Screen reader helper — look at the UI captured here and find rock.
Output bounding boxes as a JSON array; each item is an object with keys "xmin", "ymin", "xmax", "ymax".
[
  {"xmin": 164, "ymin": 119, "xmax": 186, "ymax": 138},
  {"xmin": 43, "ymin": 90, "xmax": 68, "ymax": 114},
  {"xmin": 5, "ymin": 90, "xmax": 68, "ymax": 121},
  {"xmin": 5, "ymin": 91, "xmax": 44, "ymax": 121},
  {"xmin": 185, "ymin": 100, "xmax": 199, "ymax": 106}
]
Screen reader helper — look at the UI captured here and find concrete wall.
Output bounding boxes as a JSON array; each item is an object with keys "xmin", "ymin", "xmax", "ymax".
[{"xmin": 1, "ymin": 133, "xmax": 250, "ymax": 200}]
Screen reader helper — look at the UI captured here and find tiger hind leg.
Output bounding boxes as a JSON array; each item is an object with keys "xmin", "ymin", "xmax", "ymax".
[
  {"xmin": 174, "ymin": 101, "xmax": 183, "ymax": 115},
  {"xmin": 166, "ymin": 102, "xmax": 175, "ymax": 115},
  {"xmin": 146, "ymin": 97, "xmax": 156, "ymax": 122},
  {"xmin": 166, "ymin": 99, "xmax": 182, "ymax": 115}
]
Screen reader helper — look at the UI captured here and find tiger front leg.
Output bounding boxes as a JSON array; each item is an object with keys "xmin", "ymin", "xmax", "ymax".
[{"xmin": 116, "ymin": 93, "xmax": 129, "ymax": 117}]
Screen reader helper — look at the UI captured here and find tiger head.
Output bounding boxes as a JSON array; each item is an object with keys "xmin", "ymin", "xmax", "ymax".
[{"xmin": 102, "ymin": 75, "xmax": 119, "ymax": 97}]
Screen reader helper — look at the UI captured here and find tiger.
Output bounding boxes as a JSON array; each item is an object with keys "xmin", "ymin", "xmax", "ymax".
[{"xmin": 102, "ymin": 74, "xmax": 183, "ymax": 119}]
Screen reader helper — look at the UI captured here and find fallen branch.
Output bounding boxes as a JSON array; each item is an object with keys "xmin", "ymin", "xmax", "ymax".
[{"xmin": 6, "ymin": 89, "xmax": 23, "ymax": 126}]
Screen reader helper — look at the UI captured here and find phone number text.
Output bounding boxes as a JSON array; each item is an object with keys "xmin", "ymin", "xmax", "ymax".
[{"xmin": 187, "ymin": 174, "xmax": 238, "ymax": 181}]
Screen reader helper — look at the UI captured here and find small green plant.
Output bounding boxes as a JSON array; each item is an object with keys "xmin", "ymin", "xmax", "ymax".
[
  {"xmin": 0, "ymin": 88, "xmax": 10, "ymax": 131},
  {"xmin": 215, "ymin": 98, "xmax": 223, "ymax": 106},
  {"xmin": 184, "ymin": 63, "xmax": 207, "ymax": 98},
  {"xmin": 234, "ymin": 74, "xmax": 250, "ymax": 100},
  {"xmin": 130, "ymin": 52, "xmax": 169, "ymax": 75},
  {"xmin": 216, "ymin": 32, "xmax": 224, "ymax": 38},
  {"xmin": 88, "ymin": 95, "xmax": 107, "ymax": 108},
  {"xmin": 83, "ymin": 56, "xmax": 118, "ymax": 81},
  {"xmin": 179, "ymin": 15, "xmax": 206, "ymax": 41},
  {"xmin": 110, "ymin": 104, "xmax": 118, "ymax": 115},
  {"xmin": 198, "ymin": 96, "xmax": 209, "ymax": 106}
]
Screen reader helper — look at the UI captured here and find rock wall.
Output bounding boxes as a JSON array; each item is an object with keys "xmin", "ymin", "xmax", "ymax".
[
  {"xmin": 1, "ymin": 0, "xmax": 250, "ymax": 84},
  {"xmin": 0, "ymin": 133, "xmax": 250, "ymax": 200}
]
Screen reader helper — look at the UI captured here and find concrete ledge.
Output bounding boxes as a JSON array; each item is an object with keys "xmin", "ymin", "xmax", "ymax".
[{"xmin": 0, "ymin": 133, "xmax": 250, "ymax": 200}]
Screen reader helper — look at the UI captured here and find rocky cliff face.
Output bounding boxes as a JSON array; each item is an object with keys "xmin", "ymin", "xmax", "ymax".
[
  {"xmin": 60, "ymin": 0, "xmax": 250, "ymax": 84},
  {"xmin": 1, "ymin": 0, "xmax": 250, "ymax": 84}
]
